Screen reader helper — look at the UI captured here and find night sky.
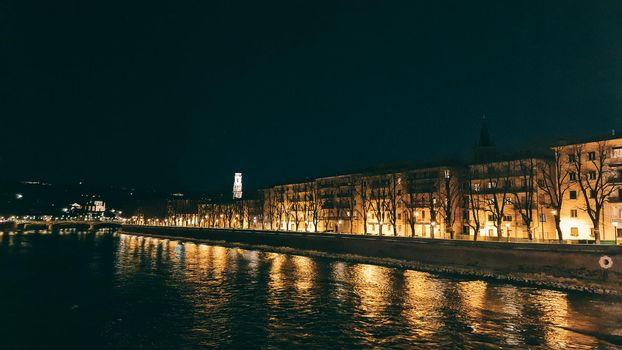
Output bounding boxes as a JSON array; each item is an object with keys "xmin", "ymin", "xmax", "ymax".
[{"xmin": 2, "ymin": 0, "xmax": 622, "ymax": 192}]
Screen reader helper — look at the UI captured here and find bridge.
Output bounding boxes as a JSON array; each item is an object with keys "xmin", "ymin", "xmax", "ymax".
[{"xmin": 3, "ymin": 220, "xmax": 123, "ymax": 232}]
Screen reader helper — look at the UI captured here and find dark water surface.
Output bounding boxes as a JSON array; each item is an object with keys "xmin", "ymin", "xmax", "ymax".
[{"xmin": 1, "ymin": 230, "xmax": 622, "ymax": 349}]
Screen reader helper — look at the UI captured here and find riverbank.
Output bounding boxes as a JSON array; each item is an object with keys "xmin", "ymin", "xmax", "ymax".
[{"xmin": 120, "ymin": 225, "xmax": 622, "ymax": 295}]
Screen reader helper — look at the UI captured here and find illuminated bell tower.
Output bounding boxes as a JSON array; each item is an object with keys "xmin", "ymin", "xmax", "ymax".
[{"xmin": 233, "ymin": 173, "xmax": 243, "ymax": 199}]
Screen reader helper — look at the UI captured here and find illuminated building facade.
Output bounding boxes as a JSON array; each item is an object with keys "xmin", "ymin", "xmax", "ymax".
[{"xmin": 161, "ymin": 131, "xmax": 622, "ymax": 243}]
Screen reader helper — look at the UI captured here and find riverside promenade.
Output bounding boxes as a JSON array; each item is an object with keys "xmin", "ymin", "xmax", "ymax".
[{"xmin": 121, "ymin": 225, "xmax": 622, "ymax": 295}]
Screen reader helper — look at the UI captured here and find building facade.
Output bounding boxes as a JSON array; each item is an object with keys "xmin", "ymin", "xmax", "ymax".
[{"xmin": 161, "ymin": 133, "xmax": 622, "ymax": 244}]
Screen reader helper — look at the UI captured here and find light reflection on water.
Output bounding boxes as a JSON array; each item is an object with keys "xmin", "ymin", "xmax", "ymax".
[{"xmin": 1, "ymin": 231, "xmax": 622, "ymax": 349}]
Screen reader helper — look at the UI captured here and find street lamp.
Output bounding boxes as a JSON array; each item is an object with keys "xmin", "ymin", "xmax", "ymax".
[
  {"xmin": 613, "ymin": 221, "xmax": 619, "ymax": 245},
  {"xmin": 506, "ymin": 223, "xmax": 511, "ymax": 241}
]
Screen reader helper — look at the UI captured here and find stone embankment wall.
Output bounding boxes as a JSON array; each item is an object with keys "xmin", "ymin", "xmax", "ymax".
[{"xmin": 120, "ymin": 225, "xmax": 622, "ymax": 295}]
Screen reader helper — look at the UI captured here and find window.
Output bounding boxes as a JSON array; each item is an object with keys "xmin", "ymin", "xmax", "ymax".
[
  {"xmin": 397, "ymin": 213, "xmax": 402, "ymax": 220},
  {"xmin": 569, "ymin": 172, "xmax": 577, "ymax": 181},
  {"xmin": 463, "ymin": 211, "xmax": 469, "ymax": 220},
  {"xmin": 570, "ymin": 209, "xmax": 578, "ymax": 218},
  {"xmin": 488, "ymin": 214, "xmax": 494, "ymax": 221},
  {"xmin": 539, "ymin": 214, "xmax": 546, "ymax": 222},
  {"xmin": 504, "ymin": 198, "xmax": 512, "ymax": 205},
  {"xmin": 570, "ymin": 191, "xmax": 577, "ymax": 199},
  {"xmin": 612, "ymin": 147, "xmax": 622, "ymax": 158},
  {"xmin": 462, "ymin": 225, "xmax": 469, "ymax": 234},
  {"xmin": 589, "ymin": 171, "xmax": 596, "ymax": 180},
  {"xmin": 569, "ymin": 154, "xmax": 576, "ymax": 163},
  {"xmin": 473, "ymin": 183, "xmax": 480, "ymax": 192},
  {"xmin": 570, "ymin": 227, "xmax": 579, "ymax": 237},
  {"xmin": 538, "ymin": 179, "xmax": 545, "ymax": 187},
  {"xmin": 397, "ymin": 190, "xmax": 402, "ymax": 195},
  {"xmin": 488, "ymin": 181, "xmax": 496, "ymax": 189},
  {"xmin": 503, "ymin": 215, "xmax": 512, "ymax": 222},
  {"xmin": 588, "ymin": 151, "xmax": 595, "ymax": 160},
  {"xmin": 590, "ymin": 190, "xmax": 596, "ymax": 199}
]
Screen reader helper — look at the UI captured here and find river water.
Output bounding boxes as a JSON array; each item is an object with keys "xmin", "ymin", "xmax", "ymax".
[{"xmin": 1, "ymin": 230, "xmax": 621, "ymax": 349}]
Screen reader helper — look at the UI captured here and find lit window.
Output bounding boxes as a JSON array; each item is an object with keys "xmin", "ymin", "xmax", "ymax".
[
  {"xmin": 588, "ymin": 152, "xmax": 596, "ymax": 160},
  {"xmin": 570, "ymin": 227, "xmax": 579, "ymax": 237},
  {"xmin": 612, "ymin": 147, "xmax": 622, "ymax": 158}
]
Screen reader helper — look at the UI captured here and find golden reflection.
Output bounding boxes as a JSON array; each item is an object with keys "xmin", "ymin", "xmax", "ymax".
[
  {"xmin": 267, "ymin": 252, "xmax": 286, "ymax": 305},
  {"xmin": 496, "ymin": 286, "xmax": 523, "ymax": 347},
  {"xmin": 401, "ymin": 270, "xmax": 443, "ymax": 338},
  {"xmin": 291, "ymin": 255, "xmax": 315, "ymax": 292},
  {"xmin": 330, "ymin": 262, "xmax": 349, "ymax": 303},
  {"xmin": 530, "ymin": 290, "xmax": 577, "ymax": 348},
  {"xmin": 211, "ymin": 245, "xmax": 228, "ymax": 278},
  {"xmin": 456, "ymin": 280, "xmax": 487, "ymax": 332},
  {"xmin": 351, "ymin": 264, "xmax": 391, "ymax": 316}
]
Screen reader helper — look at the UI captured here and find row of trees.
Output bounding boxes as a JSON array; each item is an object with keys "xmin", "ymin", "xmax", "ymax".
[
  {"xmin": 259, "ymin": 169, "xmax": 463, "ymax": 238},
  {"xmin": 539, "ymin": 142, "xmax": 618, "ymax": 243},
  {"xmin": 170, "ymin": 141, "xmax": 620, "ymax": 243}
]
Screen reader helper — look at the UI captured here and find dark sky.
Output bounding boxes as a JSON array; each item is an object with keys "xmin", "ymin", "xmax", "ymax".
[{"xmin": 2, "ymin": 0, "xmax": 622, "ymax": 192}]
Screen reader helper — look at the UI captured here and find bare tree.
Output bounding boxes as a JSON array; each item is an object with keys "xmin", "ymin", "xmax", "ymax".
[
  {"xmin": 263, "ymin": 190, "xmax": 277, "ymax": 230},
  {"xmin": 333, "ymin": 189, "xmax": 347, "ymax": 233},
  {"xmin": 572, "ymin": 142, "xmax": 617, "ymax": 243},
  {"xmin": 538, "ymin": 148, "xmax": 572, "ymax": 241},
  {"xmin": 309, "ymin": 182, "xmax": 322, "ymax": 233},
  {"xmin": 401, "ymin": 172, "xmax": 420, "ymax": 237},
  {"xmin": 291, "ymin": 184, "xmax": 303, "ymax": 231},
  {"xmin": 481, "ymin": 162, "xmax": 512, "ymax": 240},
  {"xmin": 466, "ymin": 167, "xmax": 485, "ymax": 241},
  {"xmin": 369, "ymin": 176, "xmax": 389, "ymax": 235},
  {"xmin": 512, "ymin": 159, "xmax": 537, "ymax": 240},
  {"xmin": 356, "ymin": 177, "xmax": 371, "ymax": 235},
  {"xmin": 224, "ymin": 202, "xmax": 235, "ymax": 228},
  {"xmin": 301, "ymin": 182, "xmax": 312, "ymax": 232},
  {"xmin": 273, "ymin": 187, "xmax": 286, "ymax": 230},
  {"xmin": 425, "ymin": 181, "xmax": 438, "ymax": 239},
  {"xmin": 386, "ymin": 173, "xmax": 401, "ymax": 236},
  {"xmin": 344, "ymin": 177, "xmax": 358, "ymax": 234},
  {"xmin": 437, "ymin": 168, "xmax": 463, "ymax": 239}
]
